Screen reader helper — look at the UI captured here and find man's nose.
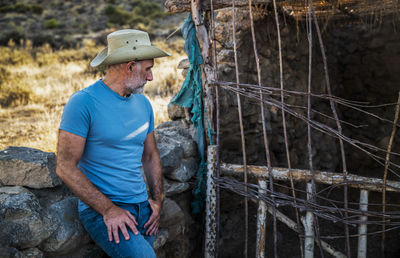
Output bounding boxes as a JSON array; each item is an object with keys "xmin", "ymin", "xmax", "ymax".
[{"xmin": 146, "ymin": 71, "xmax": 153, "ymax": 81}]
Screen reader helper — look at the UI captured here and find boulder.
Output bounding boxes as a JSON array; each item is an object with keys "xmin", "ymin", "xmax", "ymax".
[
  {"xmin": 0, "ymin": 247, "xmax": 24, "ymax": 258},
  {"xmin": 0, "ymin": 147, "xmax": 62, "ymax": 189},
  {"xmin": 157, "ymin": 141, "xmax": 184, "ymax": 173},
  {"xmin": 167, "ymin": 102, "xmax": 186, "ymax": 121},
  {"xmin": 41, "ymin": 197, "xmax": 90, "ymax": 255},
  {"xmin": 21, "ymin": 248, "xmax": 44, "ymax": 258},
  {"xmin": 0, "ymin": 186, "xmax": 57, "ymax": 249},
  {"xmin": 160, "ymin": 198, "xmax": 184, "ymax": 228},
  {"xmin": 165, "ymin": 158, "xmax": 198, "ymax": 182},
  {"xmin": 164, "ymin": 178, "xmax": 190, "ymax": 197},
  {"xmin": 155, "ymin": 126, "xmax": 197, "ymax": 158},
  {"xmin": 154, "ymin": 229, "xmax": 169, "ymax": 250}
]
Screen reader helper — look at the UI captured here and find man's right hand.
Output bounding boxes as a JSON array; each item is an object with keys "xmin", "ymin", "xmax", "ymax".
[{"xmin": 103, "ymin": 205, "xmax": 138, "ymax": 244}]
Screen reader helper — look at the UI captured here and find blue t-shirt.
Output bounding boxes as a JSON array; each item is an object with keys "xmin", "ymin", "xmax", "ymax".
[{"xmin": 59, "ymin": 80, "xmax": 154, "ymax": 211}]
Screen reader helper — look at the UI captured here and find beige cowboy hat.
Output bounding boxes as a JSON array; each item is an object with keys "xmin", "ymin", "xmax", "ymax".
[{"xmin": 90, "ymin": 29, "xmax": 170, "ymax": 67}]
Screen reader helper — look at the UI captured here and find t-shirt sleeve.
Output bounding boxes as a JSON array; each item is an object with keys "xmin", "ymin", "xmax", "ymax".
[{"xmin": 59, "ymin": 91, "xmax": 91, "ymax": 138}]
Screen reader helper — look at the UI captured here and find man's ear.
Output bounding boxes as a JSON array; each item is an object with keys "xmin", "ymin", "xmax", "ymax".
[{"xmin": 127, "ymin": 61, "xmax": 136, "ymax": 72}]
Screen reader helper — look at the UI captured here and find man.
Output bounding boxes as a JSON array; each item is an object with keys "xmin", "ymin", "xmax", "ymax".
[{"xmin": 56, "ymin": 29, "xmax": 170, "ymax": 258}]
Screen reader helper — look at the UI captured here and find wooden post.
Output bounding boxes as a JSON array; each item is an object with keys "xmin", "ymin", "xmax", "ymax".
[
  {"xmin": 304, "ymin": 183, "xmax": 315, "ymax": 258},
  {"xmin": 256, "ymin": 179, "xmax": 267, "ymax": 258},
  {"xmin": 205, "ymin": 145, "xmax": 217, "ymax": 258},
  {"xmin": 358, "ymin": 190, "xmax": 369, "ymax": 258}
]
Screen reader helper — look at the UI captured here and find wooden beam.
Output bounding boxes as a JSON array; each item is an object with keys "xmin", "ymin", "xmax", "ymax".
[
  {"xmin": 165, "ymin": 0, "xmax": 268, "ymax": 13},
  {"xmin": 220, "ymin": 162, "xmax": 400, "ymax": 192}
]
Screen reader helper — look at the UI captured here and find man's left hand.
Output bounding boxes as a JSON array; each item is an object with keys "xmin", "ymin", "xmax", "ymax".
[{"xmin": 144, "ymin": 199, "xmax": 162, "ymax": 236}]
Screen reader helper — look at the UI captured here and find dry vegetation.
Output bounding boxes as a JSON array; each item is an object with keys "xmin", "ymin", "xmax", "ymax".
[{"xmin": 0, "ymin": 39, "xmax": 186, "ymax": 152}]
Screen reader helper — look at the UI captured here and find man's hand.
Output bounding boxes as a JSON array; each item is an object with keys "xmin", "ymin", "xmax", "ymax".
[
  {"xmin": 144, "ymin": 199, "xmax": 162, "ymax": 236},
  {"xmin": 103, "ymin": 205, "xmax": 138, "ymax": 244}
]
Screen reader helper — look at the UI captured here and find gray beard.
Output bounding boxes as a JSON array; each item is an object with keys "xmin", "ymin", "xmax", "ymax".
[{"xmin": 126, "ymin": 81, "xmax": 146, "ymax": 95}]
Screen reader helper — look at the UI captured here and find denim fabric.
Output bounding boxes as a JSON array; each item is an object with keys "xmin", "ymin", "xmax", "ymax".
[{"xmin": 79, "ymin": 201, "xmax": 155, "ymax": 258}]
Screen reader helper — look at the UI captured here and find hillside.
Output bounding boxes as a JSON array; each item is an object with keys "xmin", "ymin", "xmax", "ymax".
[{"xmin": 0, "ymin": 0, "xmax": 186, "ymax": 47}]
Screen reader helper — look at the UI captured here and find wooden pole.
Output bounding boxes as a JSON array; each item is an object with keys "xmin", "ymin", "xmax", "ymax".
[
  {"xmin": 220, "ymin": 162, "xmax": 400, "ymax": 192},
  {"xmin": 304, "ymin": 183, "xmax": 315, "ymax": 258},
  {"xmin": 256, "ymin": 180, "xmax": 267, "ymax": 258},
  {"xmin": 358, "ymin": 190, "xmax": 369, "ymax": 258}
]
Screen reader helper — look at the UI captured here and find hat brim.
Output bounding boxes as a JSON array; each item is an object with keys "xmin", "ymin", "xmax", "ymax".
[{"xmin": 90, "ymin": 45, "xmax": 171, "ymax": 67}]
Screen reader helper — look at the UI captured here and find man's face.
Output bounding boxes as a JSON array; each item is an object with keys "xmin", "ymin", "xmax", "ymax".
[{"xmin": 124, "ymin": 59, "xmax": 154, "ymax": 95}]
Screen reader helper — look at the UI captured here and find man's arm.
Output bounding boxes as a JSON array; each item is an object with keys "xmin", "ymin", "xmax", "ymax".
[
  {"xmin": 142, "ymin": 131, "xmax": 163, "ymax": 236},
  {"xmin": 56, "ymin": 130, "xmax": 138, "ymax": 243}
]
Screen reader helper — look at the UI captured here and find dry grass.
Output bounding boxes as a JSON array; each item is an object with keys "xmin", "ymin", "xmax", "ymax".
[{"xmin": 0, "ymin": 39, "xmax": 186, "ymax": 152}]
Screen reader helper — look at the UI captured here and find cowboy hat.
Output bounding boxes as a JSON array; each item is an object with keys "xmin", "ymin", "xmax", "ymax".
[{"xmin": 90, "ymin": 29, "xmax": 170, "ymax": 67}]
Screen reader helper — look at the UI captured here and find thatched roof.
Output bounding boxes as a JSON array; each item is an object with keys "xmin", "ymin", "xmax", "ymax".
[{"xmin": 165, "ymin": 0, "xmax": 400, "ymax": 20}]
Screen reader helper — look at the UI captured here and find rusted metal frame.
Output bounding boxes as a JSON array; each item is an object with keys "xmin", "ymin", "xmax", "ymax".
[
  {"xmin": 231, "ymin": 0, "xmax": 252, "ymax": 257},
  {"xmin": 205, "ymin": 145, "xmax": 218, "ymax": 258},
  {"xmin": 309, "ymin": 2, "xmax": 351, "ymax": 255},
  {"xmin": 381, "ymin": 91, "xmax": 400, "ymax": 257},
  {"xmin": 208, "ymin": 0, "xmax": 221, "ymax": 256},
  {"xmin": 256, "ymin": 179, "xmax": 267, "ymax": 258},
  {"xmin": 358, "ymin": 190, "xmax": 369, "ymax": 258},
  {"xmin": 272, "ymin": 0, "xmax": 304, "ymax": 256},
  {"xmin": 248, "ymin": 0, "xmax": 278, "ymax": 257},
  {"xmin": 219, "ymin": 163, "xmax": 400, "ymax": 193}
]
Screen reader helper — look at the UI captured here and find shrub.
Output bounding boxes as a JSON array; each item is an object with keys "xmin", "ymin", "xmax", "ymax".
[
  {"xmin": 0, "ymin": 3, "xmax": 44, "ymax": 15},
  {"xmin": 104, "ymin": 5, "xmax": 131, "ymax": 26},
  {"xmin": 44, "ymin": 19, "xmax": 59, "ymax": 29}
]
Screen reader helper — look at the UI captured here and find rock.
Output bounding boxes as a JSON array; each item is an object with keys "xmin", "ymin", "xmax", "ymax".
[
  {"xmin": 41, "ymin": 197, "xmax": 90, "ymax": 255},
  {"xmin": 154, "ymin": 229, "xmax": 169, "ymax": 250},
  {"xmin": 160, "ymin": 198, "xmax": 184, "ymax": 228},
  {"xmin": 177, "ymin": 58, "xmax": 190, "ymax": 69},
  {"xmin": 156, "ymin": 127, "xmax": 197, "ymax": 158},
  {"xmin": 167, "ymin": 102, "xmax": 185, "ymax": 121},
  {"xmin": 0, "ymin": 186, "xmax": 57, "ymax": 249},
  {"xmin": 164, "ymin": 178, "xmax": 190, "ymax": 197},
  {"xmin": 21, "ymin": 248, "xmax": 43, "ymax": 258},
  {"xmin": 0, "ymin": 147, "xmax": 62, "ymax": 189},
  {"xmin": 0, "ymin": 247, "xmax": 24, "ymax": 258},
  {"xmin": 53, "ymin": 244, "xmax": 106, "ymax": 258},
  {"xmin": 157, "ymin": 141, "xmax": 184, "ymax": 173},
  {"xmin": 165, "ymin": 158, "xmax": 198, "ymax": 182}
]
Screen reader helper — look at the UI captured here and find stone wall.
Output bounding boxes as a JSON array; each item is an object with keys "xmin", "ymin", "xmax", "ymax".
[{"xmin": 0, "ymin": 120, "xmax": 201, "ymax": 257}]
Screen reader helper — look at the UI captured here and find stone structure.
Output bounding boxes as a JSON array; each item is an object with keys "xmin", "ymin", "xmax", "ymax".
[{"xmin": 0, "ymin": 119, "xmax": 201, "ymax": 257}]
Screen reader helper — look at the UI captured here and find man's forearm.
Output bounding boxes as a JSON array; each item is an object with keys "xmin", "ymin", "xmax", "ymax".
[
  {"xmin": 57, "ymin": 165, "xmax": 115, "ymax": 215},
  {"xmin": 142, "ymin": 153, "xmax": 164, "ymax": 204}
]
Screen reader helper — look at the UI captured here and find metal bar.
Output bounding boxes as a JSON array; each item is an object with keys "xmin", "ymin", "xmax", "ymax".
[
  {"xmin": 304, "ymin": 183, "xmax": 315, "ymax": 258},
  {"xmin": 381, "ymin": 91, "xmax": 400, "ymax": 256},
  {"xmin": 209, "ymin": 0, "xmax": 221, "ymax": 256},
  {"xmin": 358, "ymin": 190, "xmax": 369, "ymax": 258},
  {"xmin": 205, "ymin": 145, "xmax": 217, "ymax": 258},
  {"xmin": 256, "ymin": 180, "xmax": 267, "ymax": 258},
  {"xmin": 219, "ymin": 163, "xmax": 400, "ymax": 192}
]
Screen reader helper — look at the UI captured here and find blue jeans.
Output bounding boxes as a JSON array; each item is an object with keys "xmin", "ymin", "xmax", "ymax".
[{"xmin": 79, "ymin": 201, "xmax": 155, "ymax": 258}]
